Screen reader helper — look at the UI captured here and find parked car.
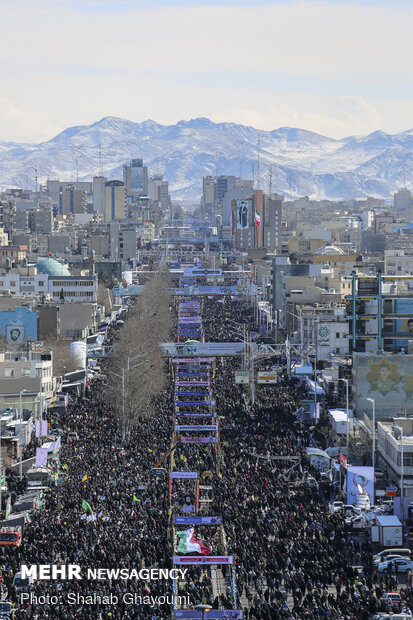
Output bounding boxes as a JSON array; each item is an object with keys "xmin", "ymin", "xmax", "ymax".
[
  {"xmin": 378, "ymin": 557, "xmax": 413, "ymax": 573},
  {"xmin": 373, "ymin": 554, "xmax": 408, "ymax": 568},
  {"xmin": 373, "ymin": 548, "xmax": 411, "ymax": 564}
]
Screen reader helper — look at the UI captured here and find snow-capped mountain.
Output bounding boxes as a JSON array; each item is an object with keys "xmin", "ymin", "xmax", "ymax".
[{"xmin": 0, "ymin": 116, "xmax": 411, "ymax": 202}]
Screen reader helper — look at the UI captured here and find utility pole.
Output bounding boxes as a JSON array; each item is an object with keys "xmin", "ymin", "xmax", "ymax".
[{"xmin": 314, "ymin": 320, "xmax": 319, "ymax": 416}]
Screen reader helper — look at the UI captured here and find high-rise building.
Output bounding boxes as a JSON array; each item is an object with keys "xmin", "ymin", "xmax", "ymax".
[
  {"xmin": 202, "ymin": 176, "xmax": 216, "ymax": 207},
  {"xmin": 148, "ymin": 175, "xmax": 171, "ymax": 210},
  {"xmin": 61, "ymin": 186, "xmax": 86, "ymax": 215},
  {"xmin": 231, "ymin": 192, "xmax": 282, "ymax": 251},
  {"xmin": 109, "ymin": 222, "xmax": 138, "ymax": 261},
  {"xmin": 123, "ymin": 159, "xmax": 148, "ymax": 198},
  {"xmin": 47, "ymin": 180, "xmax": 92, "ymax": 211},
  {"xmin": 394, "ymin": 189, "xmax": 412, "ymax": 213},
  {"xmin": 104, "ymin": 181, "xmax": 126, "ymax": 222},
  {"xmin": 93, "ymin": 176, "xmax": 106, "ymax": 215}
]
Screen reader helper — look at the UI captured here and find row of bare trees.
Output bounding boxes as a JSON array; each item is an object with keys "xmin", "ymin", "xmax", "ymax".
[{"xmin": 106, "ymin": 272, "xmax": 172, "ymax": 441}]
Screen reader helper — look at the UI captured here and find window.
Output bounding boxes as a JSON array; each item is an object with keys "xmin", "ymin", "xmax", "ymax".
[
  {"xmin": 336, "ymin": 332, "xmax": 340, "ymax": 339},
  {"xmin": 4, "ymin": 368, "xmax": 14, "ymax": 377},
  {"xmin": 21, "ymin": 368, "xmax": 31, "ymax": 377},
  {"xmin": 38, "ymin": 281, "xmax": 44, "ymax": 286},
  {"xmin": 10, "ymin": 281, "xmax": 16, "ymax": 287}
]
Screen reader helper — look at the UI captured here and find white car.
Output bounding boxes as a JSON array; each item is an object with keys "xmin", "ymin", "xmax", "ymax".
[
  {"xmin": 373, "ymin": 554, "xmax": 408, "ymax": 568},
  {"xmin": 373, "ymin": 548, "xmax": 411, "ymax": 564},
  {"xmin": 330, "ymin": 501, "xmax": 344, "ymax": 513},
  {"xmin": 378, "ymin": 557, "xmax": 413, "ymax": 573}
]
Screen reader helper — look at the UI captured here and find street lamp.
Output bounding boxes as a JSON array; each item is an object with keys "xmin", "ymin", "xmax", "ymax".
[
  {"xmin": 19, "ymin": 389, "xmax": 28, "ymax": 479},
  {"xmin": 394, "ymin": 424, "xmax": 405, "ymax": 523},
  {"xmin": 195, "ymin": 604, "xmax": 211, "ymax": 620},
  {"xmin": 339, "ymin": 378, "xmax": 350, "ymax": 458},
  {"xmin": 365, "ymin": 397, "xmax": 376, "ymax": 469}
]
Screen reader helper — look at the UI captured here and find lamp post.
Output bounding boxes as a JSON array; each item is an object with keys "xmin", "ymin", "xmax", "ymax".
[
  {"xmin": 365, "ymin": 397, "xmax": 376, "ymax": 469},
  {"xmin": 19, "ymin": 389, "xmax": 28, "ymax": 479},
  {"xmin": 394, "ymin": 424, "xmax": 404, "ymax": 523},
  {"xmin": 339, "ymin": 378, "xmax": 350, "ymax": 458}
]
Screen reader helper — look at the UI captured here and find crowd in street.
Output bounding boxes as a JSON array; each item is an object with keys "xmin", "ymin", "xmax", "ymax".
[
  {"xmin": 0, "ymin": 288, "xmax": 412, "ymax": 619},
  {"xmin": 202, "ymin": 296, "xmax": 413, "ymax": 618}
]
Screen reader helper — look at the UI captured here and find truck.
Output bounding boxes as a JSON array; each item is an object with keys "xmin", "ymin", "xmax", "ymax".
[
  {"xmin": 376, "ymin": 515, "xmax": 403, "ymax": 547},
  {"xmin": 0, "ymin": 525, "xmax": 22, "ymax": 547}
]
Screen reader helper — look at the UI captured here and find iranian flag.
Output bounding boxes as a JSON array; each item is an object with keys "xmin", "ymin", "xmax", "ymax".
[
  {"xmin": 177, "ymin": 528, "xmax": 210, "ymax": 555},
  {"xmin": 254, "ymin": 208, "xmax": 261, "ymax": 226}
]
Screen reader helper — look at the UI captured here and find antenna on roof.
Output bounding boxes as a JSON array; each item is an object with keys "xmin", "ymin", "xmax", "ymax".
[
  {"xmin": 99, "ymin": 143, "xmax": 102, "ymax": 176},
  {"xmin": 34, "ymin": 164, "xmax": 38, "ymax": 192},
  {"xmin": 257, "ymin": 132, "xmax": 261, "ymax": 190}
]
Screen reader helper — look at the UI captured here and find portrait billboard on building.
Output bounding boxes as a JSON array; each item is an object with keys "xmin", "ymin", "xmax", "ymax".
[
  {"xmin": 236, "ymin": 200, "xmax": 249, "ymax": 230},
  {"xmin": 354, "ymin": 353, "xmax": 413, "ymax": 417}
]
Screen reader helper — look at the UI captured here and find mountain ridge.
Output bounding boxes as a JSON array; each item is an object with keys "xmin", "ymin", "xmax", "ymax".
[{"xmin": 0, "ymin": 116, "xmax": 412, "ymax": 202}]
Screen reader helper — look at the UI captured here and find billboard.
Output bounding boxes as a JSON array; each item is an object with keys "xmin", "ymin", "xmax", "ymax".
[
  {"xmin": 354, "ymin": 353, "xmax": 413, "ymax": 416},
  {"xmin": 346, "ymin": 466, "xmax": 374, "ymax": 505},
  {"xmin": 257, "ymin": 372, "xmax": 277, "ymax": 384},
  {"xmin": 394, "ymin": 299, "xmax": 413, "ymax": 350},
  {"xmin": 236, "ymin": 200, "xmax": 249, "ymax": 230},
  {"xmin": 163, "ymin": 342, "xmax": 247, "ymax": 357},
  {"xmin": 235, "ymin": 372, "xmax": 249, "ymax": 384}
]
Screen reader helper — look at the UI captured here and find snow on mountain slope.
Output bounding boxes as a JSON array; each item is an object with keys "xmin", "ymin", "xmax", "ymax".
[{"xmin": 0, "ymin": 117, "xmax": 411, "ymax": 202}]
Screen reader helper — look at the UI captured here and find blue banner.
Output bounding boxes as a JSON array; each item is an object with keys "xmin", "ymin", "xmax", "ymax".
[
  {"xmin": 175, "ymin": 400, "xmax": 215, "ymax": 406},
  {"xmin": 174, "ymin": 516, "xmax": 221, "ymax": 525},
  {"xmin": 174, "ymin": 392, "xmax": 212, "ymax": 397},
  {"xmin": 175, "ymin": 612, "xmax": 242, "ymax": 619},
  {"xmin": 175, "ymin": 412, "xmax": 216, "ymax": 417},
  {"xmin": 170, "ymin": 472, "xmax": 198, "ymax": 479},
  {"xmin": 181, "ymin": 505, "xmax": 196, "ymax": 512},
  {"xmin": 176, "ymin": 373, "xmax": 209, "ymax": 377},
  {"xmin": 175, "ymin": 425, "xmax": 218, "ymax": 432}
]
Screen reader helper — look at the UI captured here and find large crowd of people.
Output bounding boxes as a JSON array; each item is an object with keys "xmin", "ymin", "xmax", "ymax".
[{"xmin": 0, "ymin": 283, "xmax": 412, "ymax": 618}]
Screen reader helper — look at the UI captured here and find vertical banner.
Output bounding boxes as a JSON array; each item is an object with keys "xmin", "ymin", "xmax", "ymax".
[
  {"xmin": 236, "ymin": 200, "xmax": 249, "ymax": 230},
  {"xmin": 196, "ymin": 479, "xmax": 200, "ymax": 513},
  {"xmin": 35, "ymin": 447, "xmax": 49, "ymax": 467}
]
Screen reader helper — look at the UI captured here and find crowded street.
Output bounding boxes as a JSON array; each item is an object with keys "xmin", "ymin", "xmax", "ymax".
[{"xmin": 0, "ymin": 276, "xmax": 412, "ymax": 619}]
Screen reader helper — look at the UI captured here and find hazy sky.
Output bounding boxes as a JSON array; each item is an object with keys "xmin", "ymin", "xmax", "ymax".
[{"xmin": 1, "ymin": 0, "xmax": 412, "ymax": 142}]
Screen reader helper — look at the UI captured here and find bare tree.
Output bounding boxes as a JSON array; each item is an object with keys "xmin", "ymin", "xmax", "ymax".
[
  {"xmin": 106, "ymin": 271, "xmax": 172, "ymax": 441},
  {"xmin": 97, "ymin": 281, "xmax": 114, "ymax": 314},
  {"xmin": 43, "ymin": 339, "xmax": 79, "ymax": 376}
]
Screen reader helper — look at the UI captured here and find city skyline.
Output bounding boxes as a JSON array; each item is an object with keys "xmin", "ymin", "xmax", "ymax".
[{"xmin": 1, "ymin": 0, "xmax": 412, "ymax": 142}]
